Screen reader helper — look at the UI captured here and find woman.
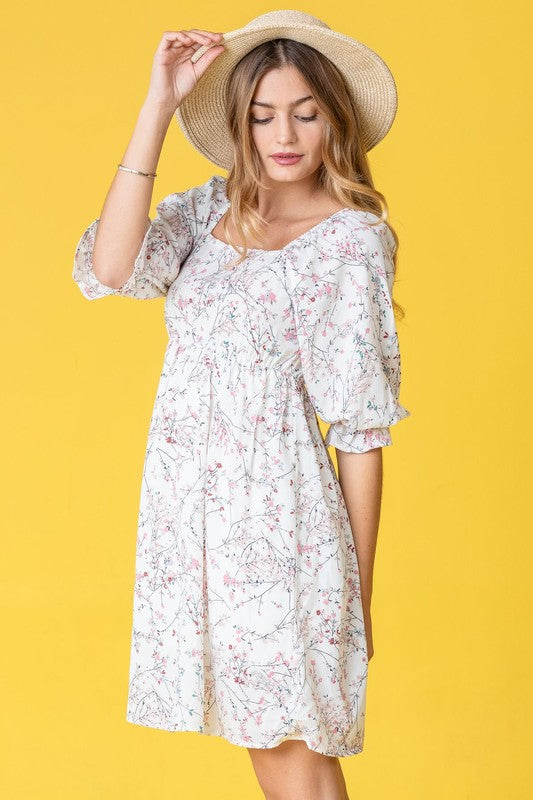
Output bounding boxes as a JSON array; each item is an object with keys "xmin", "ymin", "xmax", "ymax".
[{"xmin": 73, "ymin": 11, "xmax": 410, "ymax": 800}]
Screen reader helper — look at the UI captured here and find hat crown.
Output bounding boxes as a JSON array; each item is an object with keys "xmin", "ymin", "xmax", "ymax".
[{"xmin": 244, "ymin": 10, "xmax": 331, "ymax": 31}]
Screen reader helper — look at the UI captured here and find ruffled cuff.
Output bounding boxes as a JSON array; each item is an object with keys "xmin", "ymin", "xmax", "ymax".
[
  {"xmin": 324, "ymin": 423, "xmax": 393, "ymax": 453},
  {"xmin": 72, "ymin": 218, "xmax": 153, "ymax": 300}
]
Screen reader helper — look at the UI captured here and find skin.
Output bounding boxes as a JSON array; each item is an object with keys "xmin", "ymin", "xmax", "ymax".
[
  {"xmin": 249, "ymin": 66, "xmax": 339, "ymax": 215},
  {"xmin": 212, "ymin": 65, "xmax": 348, "ymax": 250},
  {"xmin": 91, "ymin": 28, "xmax": 227, "ymax": 288}
]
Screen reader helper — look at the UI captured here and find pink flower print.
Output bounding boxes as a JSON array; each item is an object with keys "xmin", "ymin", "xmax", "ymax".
[
  {"xmin": 223, "ymin": 573, "xmax": 240, "ymax": 590},
  {"xmin": 318, "ymin": 283, "xmax": 333, "ymax": 300},
  {"xmin": 284, "ymin": 326, "xmax": 298, "ymax": 343},
  {"xmin": 259, "ymin": 290, "xmax": 277, "ymax": 305}
]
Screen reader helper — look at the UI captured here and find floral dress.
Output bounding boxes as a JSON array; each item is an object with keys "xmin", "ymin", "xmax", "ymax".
[{"xmin": 72, "ymin": 174, "xmax": 410, "ymax": 757}]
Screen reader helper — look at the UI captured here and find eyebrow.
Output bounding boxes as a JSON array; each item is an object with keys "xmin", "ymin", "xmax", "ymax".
[{"xmin": 250, "ymin": 95, "xmax": 314, "ymax": 109}]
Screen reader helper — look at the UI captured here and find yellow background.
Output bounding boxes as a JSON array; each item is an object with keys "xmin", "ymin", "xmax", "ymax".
[{"xmin": 1, "ymin": 1, "xmax": 531, "ymax": 797}]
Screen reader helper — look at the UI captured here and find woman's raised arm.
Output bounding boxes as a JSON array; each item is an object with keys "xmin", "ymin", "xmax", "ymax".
[{"xmin": 89, "ymin": 29, "xmax": 225, "ymax": 290}]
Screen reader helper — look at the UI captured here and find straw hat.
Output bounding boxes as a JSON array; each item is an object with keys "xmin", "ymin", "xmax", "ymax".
[{"xmin": 175, "ymin": 10, "xmax": 398, "ymax": 169}]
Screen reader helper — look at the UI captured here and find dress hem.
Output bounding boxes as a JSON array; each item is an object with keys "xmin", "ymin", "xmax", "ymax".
[{"xmin": 125, "ymin": 713, "xmax": 363, "ymax": 758}]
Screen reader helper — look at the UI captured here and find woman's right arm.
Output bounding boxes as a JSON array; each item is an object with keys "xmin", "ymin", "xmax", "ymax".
[
  {"xmin": 89, "ymin": 29, "xmax": 225, "ymax": 290},
  {"xmin": 91, "ymin": 100, "xmax": 174, "ymax": 289}
]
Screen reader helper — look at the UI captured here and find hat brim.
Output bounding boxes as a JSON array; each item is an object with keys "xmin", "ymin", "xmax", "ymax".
[{"xmin": 175, "ymin": 23, "xmax": 398, "ymax": 169}]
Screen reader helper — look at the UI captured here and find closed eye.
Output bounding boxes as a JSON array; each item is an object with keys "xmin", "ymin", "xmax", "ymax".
[{"xmin": 250, "ymin": 115, "xmax": 318, "ymax": 124}]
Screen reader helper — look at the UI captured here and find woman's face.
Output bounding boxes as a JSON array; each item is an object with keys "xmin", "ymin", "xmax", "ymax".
[{"xmin": 249, "ymin": 65, "xmax": 325, "ymax": 184}]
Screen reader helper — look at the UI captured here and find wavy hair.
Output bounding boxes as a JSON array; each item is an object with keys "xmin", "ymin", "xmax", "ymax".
[{"xmin": 221, "ymin": 38, "xmax": 405, "ymax": 321}]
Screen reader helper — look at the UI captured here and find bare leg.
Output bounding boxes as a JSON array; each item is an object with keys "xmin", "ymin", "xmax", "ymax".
[{"xmin": 247, "ymin": 740, "xmax": 350, "ymax": 800}]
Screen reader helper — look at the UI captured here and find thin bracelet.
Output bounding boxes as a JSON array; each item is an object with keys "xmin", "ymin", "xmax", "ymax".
[{"xmin": 117, "ymin": 163, "xmax": 157, "ymax": 178}]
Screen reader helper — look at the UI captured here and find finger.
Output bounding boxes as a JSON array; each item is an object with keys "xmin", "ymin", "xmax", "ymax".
[
  {"xmin": 159, "ymin": 32, "xmax": 188, "ymax": 51},
  {"xmin": 159, "ymin": 31, "xmax": 203, "ymax": 52},
  {"xmin": 160, "ymin": 30, "xmax": 217, "ymax": 44},
  {"xmin": 192, "ymin": 43, "xmax": 225, "ymax": 71},
  {"xmin": 195, "ymin": 42, "xmax": 225, "ymax": 59},
  {"xmin": 185, "ymin": 29, "xmax": 224, "ymax": 44},
  {"xmin": 165, "ymin": 39, "xmax": 215, "ymax": 59},
  {"xmin": 186, "ymin": 29, "xmax": 224, "ymax": 38}
]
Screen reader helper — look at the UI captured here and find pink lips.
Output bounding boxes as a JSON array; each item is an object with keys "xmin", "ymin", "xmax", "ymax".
[{"xmin": 271, "ymin": 154, "xmax": 303, "ymax": 166}]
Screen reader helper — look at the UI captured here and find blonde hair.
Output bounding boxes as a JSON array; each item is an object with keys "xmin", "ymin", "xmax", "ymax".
[{"xmin": 221, "ymin": 38, "xmax": 405, "ymax": 321}]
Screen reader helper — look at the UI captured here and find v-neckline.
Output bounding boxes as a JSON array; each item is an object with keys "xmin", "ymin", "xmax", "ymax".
[{"xmin": 206, "ymin": 198, "xmax": 352, "ymax": 255}]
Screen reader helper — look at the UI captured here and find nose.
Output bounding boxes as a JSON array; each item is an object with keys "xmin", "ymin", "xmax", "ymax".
[{"xmin": 274, "ymin": 114, "xmax": 297, "ymax": 145}]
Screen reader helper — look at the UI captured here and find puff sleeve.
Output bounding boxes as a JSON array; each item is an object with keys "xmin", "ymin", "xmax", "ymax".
[
  {"xmin": 288, "ymin": 213, "xmax": 411, "ymax": 453},
  {"xmin": 72, "ymin": 176, "xmax": 219, "ymax": 300}
]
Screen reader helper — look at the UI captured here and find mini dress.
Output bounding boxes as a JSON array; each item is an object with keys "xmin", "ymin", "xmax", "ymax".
[{"xmin": 72, "ymin": 173, "xmax": 410, "ymax": 757}]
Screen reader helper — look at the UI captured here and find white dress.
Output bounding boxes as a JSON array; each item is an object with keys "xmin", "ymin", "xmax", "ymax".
[{"xmin": 73, "ymin": 174, "xmax": 410, "ymax": 757}]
